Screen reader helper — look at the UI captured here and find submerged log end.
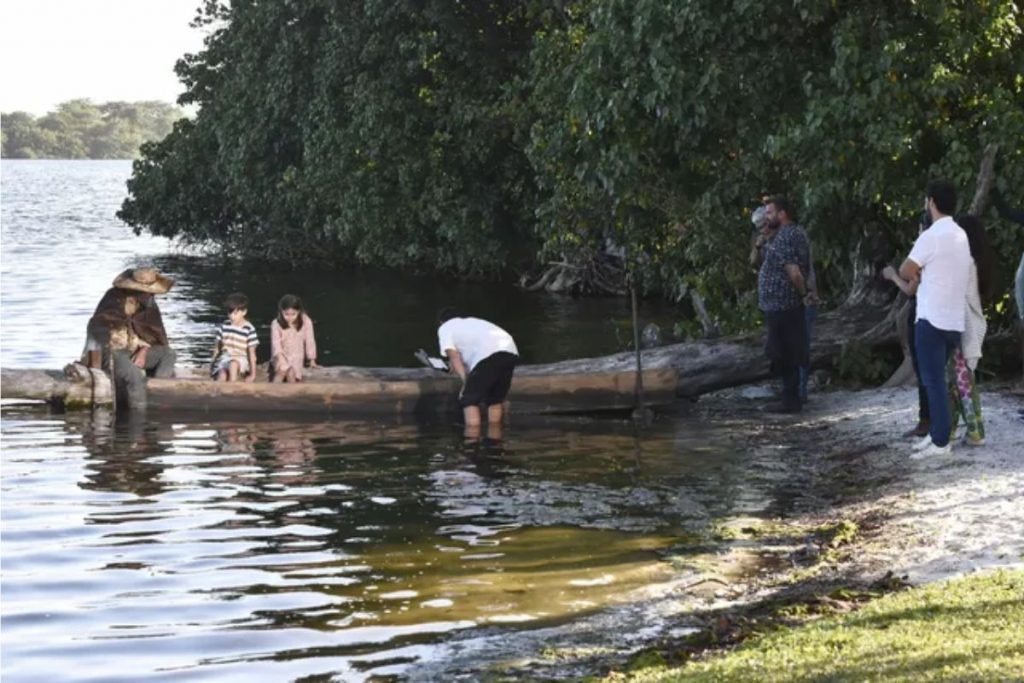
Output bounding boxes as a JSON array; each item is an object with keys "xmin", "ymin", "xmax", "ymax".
[{"xmin": 1, "ymin": 366, "xmax": 112, "ymax": 408}]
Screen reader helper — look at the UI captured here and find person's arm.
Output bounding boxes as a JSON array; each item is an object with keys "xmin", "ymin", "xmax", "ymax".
[
  {"xmin": 132, "ymin": 343, "xmax": 150, "ymax": 368},
  {"xmin": 784, "ymin": 263, "xmax": 807, "ymax": 296},
  {"xmin": 305, "ymin": 316, "xmax": 318, "ymax": 368},
  {"xmin": 270, "ymin": 320, "xmax": 285, "ymax": 367},
  {"xmin": 899, "ymin": 258, "xmax": 922, "ymax": 284},
  {"xmin": 246, "ymin": 346, "xmax": 257, "ymax": 382},
  {"xmin": 882, "ymin": 265, "xmax": 919, "ymax": 296},
  {"xmin": 446, "ymin": 348, "xmax": 468, "ymax": 381},
  {"xmin": 246, "ymin": 326, "xmax": 259, "ymax": 382},
  {"xmin": 437, "ymin": 322, "xmax": 463, "ymax": 377},
  {"xmin": 901, "ymin": 229, "xmax": 931, "ymax": 284},
  {"xmin": 749, "ymin": 232, "xmax": 768, "ymax": 267},
  {"xmin": 779, "ymin": 230, "xmax": 808, "ymax": 296}
]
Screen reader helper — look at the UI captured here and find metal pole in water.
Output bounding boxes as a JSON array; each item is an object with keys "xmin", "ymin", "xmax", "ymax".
[{"xmin": 631, "ymin": 283, "xmax": 645, "ymax": 413}]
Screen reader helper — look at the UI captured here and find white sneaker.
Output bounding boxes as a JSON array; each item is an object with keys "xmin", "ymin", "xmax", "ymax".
[
  {"xmin": 910, "ymin": 442, "xmax": 953, "ymax": 460},
  {"xmin": 911, "ymin": 435, "xmax": 933, "ymax": 451}
]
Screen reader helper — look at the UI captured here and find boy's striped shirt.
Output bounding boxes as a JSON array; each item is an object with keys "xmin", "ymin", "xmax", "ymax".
[{"xmin": 216, "ymin": 321, "xmax": 258, "ymax": 359}]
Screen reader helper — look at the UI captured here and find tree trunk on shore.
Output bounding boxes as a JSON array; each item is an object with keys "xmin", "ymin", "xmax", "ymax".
[{"xmin": 525, "ymin": 302, "xmax": 898, "ymax": 398}]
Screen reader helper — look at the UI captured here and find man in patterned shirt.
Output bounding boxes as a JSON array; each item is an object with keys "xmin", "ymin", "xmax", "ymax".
[{"xmin": 758, "ymin": 195, "xmax": 812, "ymax": 413}]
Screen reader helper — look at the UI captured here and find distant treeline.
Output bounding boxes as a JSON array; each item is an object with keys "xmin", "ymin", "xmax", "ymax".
[{"xmin": 1, "ymin": 99, "xmax": 183, "ymax": 159}]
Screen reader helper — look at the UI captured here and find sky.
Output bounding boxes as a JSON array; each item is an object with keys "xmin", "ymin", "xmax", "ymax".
[{"xmin": 1, "ymin": 0, "xmax": 209, "ymax": 115}]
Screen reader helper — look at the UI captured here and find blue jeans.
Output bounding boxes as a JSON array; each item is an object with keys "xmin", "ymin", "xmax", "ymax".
[
  {"xmin": 914, "ymin": 319, "xmax": 960, "ymax": 447},
  {"xmin": 799, "ymin": 305, "xmax": 817, "ymax": 401},
  {"xmin": 906, "ymin": 300, "xmax": 929, "ymax": 423}
]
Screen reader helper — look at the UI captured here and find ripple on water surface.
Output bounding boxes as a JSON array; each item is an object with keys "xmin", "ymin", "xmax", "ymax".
[{"xmin": 6, "ymin": 410, "xmax": 811, "ymax": 681}]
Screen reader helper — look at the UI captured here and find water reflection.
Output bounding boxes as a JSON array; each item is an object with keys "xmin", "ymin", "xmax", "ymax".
[
  {"xmin": 6, "ymin": 407, "xmax": 810, "ymax": 681},
  {"xmin": 76, "ymin": 410, "xmax": 173, "ymax": 498}
]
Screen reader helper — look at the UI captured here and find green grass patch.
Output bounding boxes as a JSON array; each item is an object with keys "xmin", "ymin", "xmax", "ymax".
[{"xmin": 611, "ymin": 569, "xmax": 1024, "ymax": 682}]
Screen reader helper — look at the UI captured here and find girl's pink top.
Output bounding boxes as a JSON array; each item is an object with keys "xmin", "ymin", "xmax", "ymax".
[{"xmin": 270, "ymin": 314, "xmax": 317, "ymax": 379}]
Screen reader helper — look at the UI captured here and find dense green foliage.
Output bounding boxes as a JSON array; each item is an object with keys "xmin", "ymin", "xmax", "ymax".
[
  {"xmin": 1, "ymin": 100, "xmax": 183, "ymax": 159},
  {"xmin": 121, "ymin": 0, "xmax": 1023, "ymax": 320}
]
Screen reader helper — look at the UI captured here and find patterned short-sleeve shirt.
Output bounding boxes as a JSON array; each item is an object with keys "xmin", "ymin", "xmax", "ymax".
[
  {"xmin": 216, "ymin": 321, "xmax": 259, "ymax": 359},
  {"xmin": 758, "ymin": 223, "xmax": 811, "ymax": 312}
]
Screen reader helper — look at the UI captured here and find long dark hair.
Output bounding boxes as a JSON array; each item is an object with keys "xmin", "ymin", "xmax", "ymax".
[
  {"xmin": 277, "ymin": 294, "xmax": 305, "ymax": 330},
  {"xmin": 955, "ymin": 214, "xmax": 993, "ymax": 303}
]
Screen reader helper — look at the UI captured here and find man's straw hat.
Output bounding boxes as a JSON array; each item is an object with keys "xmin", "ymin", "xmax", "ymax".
[{"xmin": 112, "ymin": 267, "xmax": 174, "ymax": 294}]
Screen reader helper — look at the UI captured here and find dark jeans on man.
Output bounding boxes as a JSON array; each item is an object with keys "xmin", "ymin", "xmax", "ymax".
[
  {"xmin": 798, "ymin": 304, "xmax": 817, "ymax": 402},
  {"xmin": 906, "ymin": 299, "xmax": 930, "ymax": 424},
  {"xmin": 914, "ymin": 319, "xmax": 959, "ymax": 447},
  {"xmin": 105, "ymin": 346, "xmax": 176, "ymax": 410},
  {"xmin": 765, "ymin": 305, "xmax": 807, "ymax": 410}
]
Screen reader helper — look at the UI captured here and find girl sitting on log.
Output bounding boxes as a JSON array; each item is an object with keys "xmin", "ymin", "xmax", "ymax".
[{"xmin": 270, "ymin": 294, "xmax": 319, "ymax": 382}]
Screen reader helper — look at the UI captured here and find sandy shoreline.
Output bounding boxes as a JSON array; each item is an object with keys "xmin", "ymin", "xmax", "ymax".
[{"xmin": 762, "ymin": 385, "xmax": 1024, "ymax": 585}]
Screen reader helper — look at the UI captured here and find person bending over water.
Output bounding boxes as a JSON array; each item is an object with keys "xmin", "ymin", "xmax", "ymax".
[{"xmin": 436, "ymin": 308, "xmax": 518, "ymax": 440}]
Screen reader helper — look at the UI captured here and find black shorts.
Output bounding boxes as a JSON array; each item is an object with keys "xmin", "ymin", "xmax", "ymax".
[{"xmin": 460, "ymin": 352, "xmax": 518, "ymax": 407}]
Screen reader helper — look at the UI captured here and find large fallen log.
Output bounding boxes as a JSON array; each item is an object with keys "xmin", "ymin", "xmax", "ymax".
[
  {"xmin": 1, "ymin": 363, "xmax": 678, "ymax": 416},
  {"xmin": 526, "ymin": 303, "xmax": 897, "ymax": 398},
  {"xmin": 1, "ymin": 305, "xmax": 898, "ymax": 411}
]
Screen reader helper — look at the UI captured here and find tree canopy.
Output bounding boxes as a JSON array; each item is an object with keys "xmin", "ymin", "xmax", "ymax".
[
  {"xmin": 1, "ymin": 100, "xmax": 183, "ymax": 159},
  {"xmin": 119, "ymin": 0, "xmax": 1023, "ymax": 328}
]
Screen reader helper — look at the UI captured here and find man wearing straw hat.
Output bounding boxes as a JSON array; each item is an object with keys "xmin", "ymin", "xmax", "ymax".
[{"xmin": 84, "ymin": 267, "xmax": 177, "ymax": 409}]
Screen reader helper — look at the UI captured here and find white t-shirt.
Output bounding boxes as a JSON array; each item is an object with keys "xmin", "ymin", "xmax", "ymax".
[
  {"xmin": 437, "ymin": 317, "xmax": 518, "ymax": 371},
  {"xmin": 908, "ymin": 216, "xmax": 971, "ymax": 332}
]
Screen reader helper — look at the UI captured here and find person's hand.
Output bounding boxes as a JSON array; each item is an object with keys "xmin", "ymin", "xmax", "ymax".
[
  {"xmin": 804, "ymin": 291, "xmax": 822, "ymax": 306},
  {"xmin": 308, "ymin": 359, "xmax": 320, "ymax": 369},
  {"xmin": 131, "ymin": 347, "xmax": 148, "ymax": 368},
  {"xmin": 881, "ymin": 265, "xmax": 897, "ymax": 281}
]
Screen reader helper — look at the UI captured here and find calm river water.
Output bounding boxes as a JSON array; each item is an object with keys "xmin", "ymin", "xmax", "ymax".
[{"xmin": 2, "ymin": 161, "xmax": 816, "ymax": 681}]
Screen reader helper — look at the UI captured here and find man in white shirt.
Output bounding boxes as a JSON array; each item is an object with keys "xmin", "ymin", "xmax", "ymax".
[
  {"xmin": 437, "ymin": 308, "xmax": 519, "ymax": 436},
  {"xmin": 899, "ymin": 180, "xmax": 971, "ymax": 458}
]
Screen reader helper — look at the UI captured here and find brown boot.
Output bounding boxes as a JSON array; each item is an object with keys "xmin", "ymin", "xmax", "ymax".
[{"xmin": 902, "ymin": 421, "xmax": 930, "ymax": 438}]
